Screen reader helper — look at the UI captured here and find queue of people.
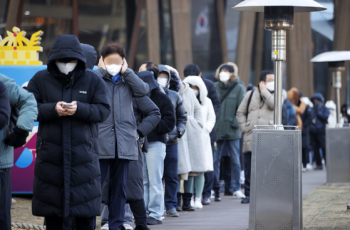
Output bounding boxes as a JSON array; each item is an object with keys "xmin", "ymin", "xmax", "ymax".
[{"xmin": 0, "ymin": 34, "xmax": 334, "ymax": 230}]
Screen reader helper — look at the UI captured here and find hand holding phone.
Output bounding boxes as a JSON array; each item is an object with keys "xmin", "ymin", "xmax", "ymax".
[{"xmin": 62, "ymin": 103, "xmax": 74, "ymax": 108}]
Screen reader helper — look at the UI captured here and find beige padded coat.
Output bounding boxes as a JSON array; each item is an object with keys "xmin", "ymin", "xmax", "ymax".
[{"xmin": 236, "ymin": 88, "xmax": 274, "ymax": 153}]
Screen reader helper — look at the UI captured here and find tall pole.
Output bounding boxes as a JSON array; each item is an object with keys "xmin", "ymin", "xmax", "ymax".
[{"xmin": 331, "ymin": 68, "xmax": 343, "ymax": 124}]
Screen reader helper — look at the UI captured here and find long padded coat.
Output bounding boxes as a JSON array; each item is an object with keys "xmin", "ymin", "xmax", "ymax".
[{"xmin": 27, "ymin": 35, "xmax": 110, "ymax": 217}]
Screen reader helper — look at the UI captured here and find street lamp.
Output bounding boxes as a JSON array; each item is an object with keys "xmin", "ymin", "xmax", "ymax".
[
  {"xmin": 233, "ymin": 0, "xmax": 326, "ymax": 125},
  {"xmin": 311, "ymin": 51, "xmax": 350, "ymax": 184},
  {"xmin": 311, "ymin": 51, "xmax": 350, "ymax": 125},
  {"xmin": 232, "ymin": 1, "xmax": 326, "ymax": 230}
]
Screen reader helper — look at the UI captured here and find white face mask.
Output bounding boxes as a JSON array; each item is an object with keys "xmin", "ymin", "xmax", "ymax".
[
  {"xmin": 266, "ymin": 81, "xmax": 275, "ymax": 92},
  {"xmin": 56, "ymin": 62, "xmax": 77, "ymax": 75},
  {"xmin": 157, "ymin": 78, "xmax": 168, "ymax": 88},
  {"xmin": 106, "ymin": 64, "xmax": 122, "ymax": 76},
  {"xmin": 191, "ymin": 88, "xmax": 199, "ymax": 97},
  {"xmin": 219, "ymin": 72, "xmax": 230, "ymax": 83}
]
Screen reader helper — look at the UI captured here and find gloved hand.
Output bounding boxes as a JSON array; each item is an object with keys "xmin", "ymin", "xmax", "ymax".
[{"xmin": 5, "ymin": 126, "xmax": 29, "ymax": 149}]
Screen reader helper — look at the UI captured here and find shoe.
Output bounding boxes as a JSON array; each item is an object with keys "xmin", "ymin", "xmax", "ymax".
[
  {"xmin": 193, "ymin": 199, "xmax": 203, "ymax": 209},
  {"xmin": 241, "ymin": 196, "xmax": 250, "ymax": 204},
  {"xmin": 224, "ymin": 191, "xmax": 233, "ymax": 196},
  {"xmin": 182, "ymin": 193, "xmax": 195, "ymax": 211},
  {"xmin": 302, "ymin": 167, "xmax": 307, "ymax": 172},
  {"xmin": 176, "ymin": 193, "xmax": 182, "ymax": 211},
  {"xmin": 190, "ymin": 196, "xmax": 195, "ymax": 207},
  {"xmin": 123, "ymin": 224, "xmax": 133, "ymax": 230},
  {"xmin": 202, "ymin": 197, "xmax": 210, "ymax": 205},
  {"xmin": 146, "ymin": 217, "xmax": 162, "ymax": 225},
  {"xmin": 166, "ymin": 208, "xmax": 179, "ymax": 217},
  {"xmin": 214, "ymin": 189, "xmax": 221, "ymax": 202},
  {"xmin": 210, "ymin": 190, "xmax": 215, "ymax": 199},
  {"xmin": 314, "ymin": 165, "xmax": 323, "ymax": 170},
  {"xmin": 233, "ymin": 190, "xmax": 246, "ymax": 199},
  {"xmin": 306, "ymin": 164, "xmax": 313, "ymax": 170},
  {"xmin": 101, "ymin": 223, "xmax": 109, "ymax": 230},
  {"xmin": 135, "ymin": 226, "xmax": 150, "ymax": 230}
]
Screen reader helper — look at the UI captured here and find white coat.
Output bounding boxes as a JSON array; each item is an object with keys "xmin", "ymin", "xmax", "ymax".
[{"xmin": 183, "ymin": 76, "xmax": 216, "ymax": 172}]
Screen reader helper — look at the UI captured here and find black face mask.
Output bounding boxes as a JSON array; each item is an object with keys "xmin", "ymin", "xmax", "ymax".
[{"xmin": 58, "ymin": 58, "xmax": 77, "ymax": 63}]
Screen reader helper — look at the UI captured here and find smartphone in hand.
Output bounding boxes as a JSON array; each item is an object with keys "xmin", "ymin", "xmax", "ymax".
[{"xmin": 62, "ymin": 103, "xmax": 73, "ymax": 108}]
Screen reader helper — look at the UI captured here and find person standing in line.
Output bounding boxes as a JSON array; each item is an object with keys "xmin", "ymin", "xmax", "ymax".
[
  {"xmin": 94, "ymin": 41, "xmax": 149, "ymax": 230},
  {"xmin": 0, "ymin": 76, "xmax": 37, "ymax": 230},
  {"xmin": 288, "ymin": 88, "xmax": 313, "ymax": 171},
  {"xmin": 236, "ymin": 70, "xmax": 275, "ymax": 204},
  {"xmin": 214, "ymin": 63, "xmax": 246, "ymax": 201},
  {"xmin": 309, "ymin": 93, "xmax": 330, "ymax": 170},
  {"xmin": 182, "ymin": 76, "xmax": 216, "ymax": 209},
  {"xmin": 138, "ymin": 69, "xmax": 175, "ymax": 225},
  {"xmin": 157, "ymin": 65, "xmax": 187, "ymax": 217},
  {"xmin": 27, "ymin": 35, "xmax": 110, "ymax": 230},
  {"xmin": 183, "ymin": 64, "xmax": 220, "ymax": 205}
]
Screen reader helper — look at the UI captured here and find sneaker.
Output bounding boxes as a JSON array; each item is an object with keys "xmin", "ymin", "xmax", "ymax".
[
  {"xmin": 306, "ymin": 164, "xmax": 313, "ymax": 170},
  {"xmin": 101, "ymin": 223, "xmax": 109, "ymax": 230},
  {"xmin": 214, "ymin": 190, "xmax": 221, "ymax": 202},
  {"xmin": 202, "ymin": 197, "xmax": 210, "ymax": 205},
  {"xmin": 193, "ymin": 199, "xmax": 203, "ymax": 209},
  {"xmin": 233, "ymin": 190, "xmax": 246, "ymax": 199},
  {"xmin": 241, "ymin": 196, "xmax": 250, "ymax": 204},
  {"xmin": 166, "ymin": 208, "xmax": 179, "ymax": 217},
  {"xmin": 302, "ymin": 167, "xmax": 307, "ymax": 172},
  {"xmin": 190, "ymin": 196, "xmax": 195, "ymax": 207},
  {"xmin": 146, "ymin": 217, "xmax": 162, "ymax": 225},
  {"xmin": 314, "ymin": 165, "xmax": 323, "ymax": 170},
  {"xmin": 210, "ymin": 190, "xmax": 215, "ymax": 199},
  {"xmin": 123, "ymin": 224, "xmax": 133, "ymax": 230}
]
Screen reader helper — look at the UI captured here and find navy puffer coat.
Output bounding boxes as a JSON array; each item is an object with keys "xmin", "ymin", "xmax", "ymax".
[{"xmin": 27, "ymin": 35, "xmax": 111, "ymax": 217}]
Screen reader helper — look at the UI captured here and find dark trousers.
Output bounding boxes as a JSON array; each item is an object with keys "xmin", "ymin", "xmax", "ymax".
[
  {"xmin": 310, "ymin": 134, "xmax": 326, "ymax": 167},
  {"xmin": 163, "ymin": 144, "xmax": 179, "ymax": 210},
  {"xmin": 244, "ymin": 152, "xmax": 252, "ymax": 197},
  {"xmin": 129, "ymin": 199, "xmax": 148, "ymax": 227},
  {"xmin": 220, "ymin": 156, "xmax": 232, "ymax": 192},
  {"xmin": 100, "ymin": 157, "xmax": 130, "ymax": 230},
  {"xmin": 46, "ymin": 216, "xmax": 93, "ymax": 230},
  {"xmin": 203, "ymin": 143, "xmax": 215, "ymax": 198},
  {"xmin": 302, "ymin": 148, "xmax": 310, "ymax": 168},
  {"xmin": 0, "ymin": 169, "xmax": 11, "ymax": 230}
]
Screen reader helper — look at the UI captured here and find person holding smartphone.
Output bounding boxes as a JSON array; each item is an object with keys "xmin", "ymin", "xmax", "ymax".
[
  {"xmin": 94, "ymin": 41, "xmax": 149, "ymax": 230},
  {"xmin": 27, "ymin": 35, "xmax": 111, "ymax": 230}
]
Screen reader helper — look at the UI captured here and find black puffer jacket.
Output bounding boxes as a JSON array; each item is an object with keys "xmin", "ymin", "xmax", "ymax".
[
  {"xmin": 0, "ymin": 81, "xmax": 10, "ymax": 130},
  {"xmin": 126, "ymin": 96, "xmax": 161, "ymax": 202},
  {"xmin": 138, "ymin": 71, "xmax": 175, "ymax": 144},
  {"xmin": 27, "ymin": 35, "xmax": 110, "ymax": 217},
  {"xmin": 158, "ymin": 65, "xmax": 187, "ymax": 145}
]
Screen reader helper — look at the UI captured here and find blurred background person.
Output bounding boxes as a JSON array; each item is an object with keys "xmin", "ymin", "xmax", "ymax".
[{"xmin": 310, "ymin": 93, "xmax": 330, "ymax": 170}]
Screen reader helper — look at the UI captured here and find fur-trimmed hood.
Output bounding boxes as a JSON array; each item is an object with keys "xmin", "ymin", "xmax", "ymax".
[
  {"xmin": 215, "ymin": 62, "xmax": 238, "ymax": 81},
  {"xmin": 183, "ymin": 76, "xmax": 208, "ymax": 105},
  {"xmin": 165, "ymin": 65, "xmax": 182, "ymax": 93}
]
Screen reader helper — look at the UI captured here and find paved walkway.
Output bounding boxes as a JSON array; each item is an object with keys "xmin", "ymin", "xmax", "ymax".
[{"xmin": 150, "ymin": 170, "xmax": 326, "ymax": 230}]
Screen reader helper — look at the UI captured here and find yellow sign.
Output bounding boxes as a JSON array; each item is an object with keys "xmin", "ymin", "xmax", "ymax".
[
  {"xmin": 0, "ymin": 27, "xmax": 43, "ymax": 65},
  {"xmin": 274, "ymin": 51, "xmax": 278, "ymax": 56}
]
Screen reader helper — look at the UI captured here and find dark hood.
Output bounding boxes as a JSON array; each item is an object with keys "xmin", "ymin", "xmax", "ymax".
[
  {"xmin": 47, "ymin": 35, "xmax": 86, "ymax": 73},
  {"xmin": 310, "ymin": 93, "xmax": 324, "ymax": 102},
  {"xmin": 138, "ymin": 71, "xmax": 159, "ymax": 90},
  {"xmin": 80, "ymin": 43, "xmax": 97, "ymax": 69}
]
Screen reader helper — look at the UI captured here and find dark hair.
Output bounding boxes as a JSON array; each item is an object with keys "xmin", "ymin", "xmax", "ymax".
[
  {"xmin": 142, "ymin": 61, "xmax": 158, "ymax": 70},
  {"xmin": 184, "ymin": 64, "xmax": 201, "ymax": 77},
  {"xmin": 259, "ymin": 70, "xmax": 274, "ymax": 82},
  {"xmin": 101, "ymin": 41, "xmax": 126, "ymax": 59},
  {"xmin": 246, "ymin": 84, "xmax": 254, "ymax": 92},
  {"xmin": 219, "ymin": 64, "xmax": 234, "ymax": 73}
]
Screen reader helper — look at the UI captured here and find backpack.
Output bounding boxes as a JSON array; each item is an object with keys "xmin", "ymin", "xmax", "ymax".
[{"xmin": 245, "ymin": 89, "xmax": 256, "ymax": 119}]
